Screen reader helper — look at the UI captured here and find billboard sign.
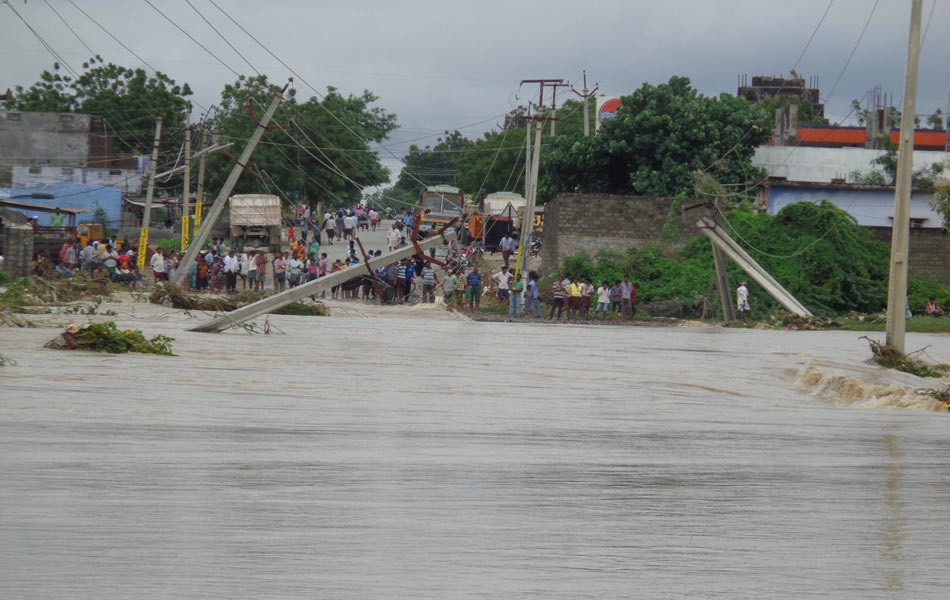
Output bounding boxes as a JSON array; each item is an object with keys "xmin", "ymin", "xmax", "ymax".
[{"xmin": 595, "ymin": 96, "xmax": 622, "ymax": 132}]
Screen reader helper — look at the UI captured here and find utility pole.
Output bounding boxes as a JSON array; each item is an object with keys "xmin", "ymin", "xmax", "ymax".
[
  {"xmin": 571, "ymin": 70, "xmax": 599, "ymax": 137},
  {"xmin": 547, "ymin": 80, "xmax": 569, "ymax": 136},
  {"xmin": 172, "ymin": 82, "xmax": 289, "ymax": 286},
  {"xmin": 885, "ymin": 0, "xmax": 923, "ymax": 354},
  {"xmin": 137, "ymin": 116, "xmax": 162, "ymax": 272},
  {"xmin": 181, "ymin": 103, "xmax": 192, "ymax": 250},
  {"xmin": 516, "ymin": 107, "xmax": 545, "ymax": 278},
  {"xmin": 194, "ymin": 125, "xmax": 210, "ymax": 235}
]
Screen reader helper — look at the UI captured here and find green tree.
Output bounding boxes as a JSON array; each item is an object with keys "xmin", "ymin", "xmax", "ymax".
[
  {"xmin": 539, "ymin": 76, "xmax": 771, "ymax": 200},
  {"xmin": 12, "ymin": 59, "xmax": 193, "ymax": 157},
  {"xmin": 384, "ymin": 130, "xmax": 472, "ymax": 204},
  {"xmin": 206, "ymin": 75, "xmax": 397, "ymax": 208},
  {"xmin": 926, "ymin": 108, "xmax": 945, "ymax": 131}
]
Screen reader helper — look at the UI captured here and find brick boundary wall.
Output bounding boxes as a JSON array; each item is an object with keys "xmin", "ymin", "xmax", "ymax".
[
  {"xmin": 870, "ymin": 227, "xmax": 950, "ymax": 285},
  {"xmin": 540, "ymin": 194, "xmax": 705, "ymax": 271},
  {"xmin": 2, "ymin": 225, "xmax": 34, "ymax": 279}
]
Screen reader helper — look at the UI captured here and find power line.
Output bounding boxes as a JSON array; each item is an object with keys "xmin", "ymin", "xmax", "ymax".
[
  {"xmin": 824, "ymin": 0, "xmax": 880, "ymax": 102},
  {"xmin": 205, "ymin": 0, "xmax": 433, "ymax": 189},
  {"xmin": 43, "ymin": 0, "xmax": 98, "ymax": 59},
  {"xmin": 141, "ymin": 0, "xmax": 241, "ymax": 78},
  {"xmin": 791, "ymin": 0, "xmax": 834, "ymax": 74},
  {"xmin": 5, "ymin": 0, "xmax": 79, "ymax": 78},
  {"xmin": 65, "ymin": 0, "xmax": 158, "ymax": 73},
  {"xmin": 183, "ymin": 0, "xmax": 261, "ymax": 76}
]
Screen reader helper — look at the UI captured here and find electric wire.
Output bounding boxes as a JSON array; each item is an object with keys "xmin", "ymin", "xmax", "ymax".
[
  {"xmin": 205, "ymin": 0, "xmax": 433, "ymax": 189},
  {"xmin": 43, "ymin": 0, "xmax": 98, "ymax": 58},
  {"xmin": 791, "ymin": 0, "xmax": 834, "ymax": 74},
  {"xmin": 65, "ymin": 0, "xmax": 158, "ymax": 73},
  {"xmin": 141, "ymin": 0, "xmax": 241, "ymax": 79},
  {"xmin": 183, "ymin": 0, "xmax": 261, "ymax": 77},
  {"xmin": 5, "ymin": 0, "xmax": 79, "ymax": 78},
  {"xmin": 824, "ymin": 0, "xmax": 880, "ymax": 102}
]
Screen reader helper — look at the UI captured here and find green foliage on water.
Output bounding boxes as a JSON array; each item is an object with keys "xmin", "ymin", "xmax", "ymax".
[
  {"xmin": 553, "ymin": 200, "xmax": 940, "ymax": 318},
  {"xmin": 66, "ymin": 321, "xmax": 175, "ymax": 356}
]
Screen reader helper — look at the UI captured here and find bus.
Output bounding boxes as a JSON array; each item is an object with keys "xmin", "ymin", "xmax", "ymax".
[{"xmin": 417, "ymin": 185, "xmax": 464, "ymax": 237}]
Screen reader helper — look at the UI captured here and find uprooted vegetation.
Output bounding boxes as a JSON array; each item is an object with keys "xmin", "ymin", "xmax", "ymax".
[
  {"xmin": 0, "ymin": 274, "xmax": 112, "ymax": 313},
  {"xmin": 861, "ymin": 336, "xmax": 950, "ymax": 379},
  {"xmin": 149, "ymin": 283, "xmax": 329, "ymax": 316},
  {"xmin": 45, "ymin": 321, "xmax": 175, "ymax": 356}
]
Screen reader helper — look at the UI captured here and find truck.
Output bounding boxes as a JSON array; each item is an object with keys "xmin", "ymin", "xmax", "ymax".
[
  {"xmin": 229, "ymin": 194, "xmax": 282, "ymax": 253},
  {"xmin": 417, "ymin": 185, "xmax": 464, "ymax": 237},
  {"xmin": 480, "ymin": 192, "xmax": 525, "ymax": 250}
]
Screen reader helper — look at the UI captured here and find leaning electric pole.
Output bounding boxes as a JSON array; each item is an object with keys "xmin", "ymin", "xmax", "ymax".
[
  {"xmin": 885, "ymin": 0, "xmax": 923, "ymax": 354},
  {"xmin": 571, "ymin": 71, "xmax": 599, "ymax": 137}
]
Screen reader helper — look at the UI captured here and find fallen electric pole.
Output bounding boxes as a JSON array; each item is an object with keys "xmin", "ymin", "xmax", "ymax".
[{"xmin": 190, "ymin": 230, "xmax": 457, "ymax": 333}]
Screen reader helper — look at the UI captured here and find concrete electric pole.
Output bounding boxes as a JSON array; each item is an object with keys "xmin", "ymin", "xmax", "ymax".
[
  {"xmin": 571, "ymin": 71, "xmax": 599, "ymax": 137},
  {"xmin": 181, "ymin": 103, "xmax": 192, "ymax": 249},
  {"xmin": 172, "ymin": 83, "xmax": 289, "ymax": 286},
  {"xmin": 885, "ymin": 0, "xmax": 923, "ymax": 354},
  {"xmin": 137, "ymin": 116, "xmax": 162, "ymax": 271}
]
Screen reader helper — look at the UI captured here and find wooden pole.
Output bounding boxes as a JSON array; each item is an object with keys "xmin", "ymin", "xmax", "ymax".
[{"xmin": 885, "ymin": 0, "xmax": 923, "ymax": 354}]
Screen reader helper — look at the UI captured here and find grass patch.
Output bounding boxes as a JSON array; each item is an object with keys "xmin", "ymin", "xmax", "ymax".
[{"xmin": 840, "ymin": 316, "xmax": 950, "ymax": 334}]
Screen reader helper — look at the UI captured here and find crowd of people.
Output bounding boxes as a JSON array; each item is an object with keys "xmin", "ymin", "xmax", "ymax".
[{"xmin": 33, "ymin": 236, "xmax": 144, "ymax": 287}]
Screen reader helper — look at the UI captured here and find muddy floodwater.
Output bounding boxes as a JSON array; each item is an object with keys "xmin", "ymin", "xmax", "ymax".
[{"xmin": 1, "ymin": 306, "xmax": 949, "ymax": 599}]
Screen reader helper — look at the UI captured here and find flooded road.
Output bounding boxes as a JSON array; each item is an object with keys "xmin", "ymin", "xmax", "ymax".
[{"xmin": 2, "ymin": 311, "xmax": 949, "ymax": 598}]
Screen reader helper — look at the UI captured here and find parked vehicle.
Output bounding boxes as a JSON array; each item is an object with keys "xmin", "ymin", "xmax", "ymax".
[
  {"xmin": 417, "ymin": 185, "xmax": 464, "ymax": 237},
  {"xmin": 229, "ymin": 194, "xmax": 282, "ymax": 253}
]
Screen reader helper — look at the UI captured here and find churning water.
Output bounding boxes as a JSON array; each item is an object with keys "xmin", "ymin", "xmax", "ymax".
[{"xmin": 1, "ymin": 312, "xmax": 949, "ymax": 599}]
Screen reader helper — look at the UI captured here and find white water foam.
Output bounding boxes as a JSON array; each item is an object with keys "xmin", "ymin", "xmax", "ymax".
[{"xmin": 797, "ymin": 365, "xmax": 948, "ymax": 412}]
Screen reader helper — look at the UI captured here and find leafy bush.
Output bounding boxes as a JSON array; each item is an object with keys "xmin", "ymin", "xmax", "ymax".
[
  {"xmin": 158, "ymin": 237, "xmax": 182, "ymax": 253},
  {"xmin": 908, "ymin": 278, "xmax": 950, "ymax": 315},
  {"xmin": 552, "ymin": 200, "xmax": 916, "ymax": 318},
  {"xmin": 0, "ymin": 270, "xmax": 12, "ymax": 286}
]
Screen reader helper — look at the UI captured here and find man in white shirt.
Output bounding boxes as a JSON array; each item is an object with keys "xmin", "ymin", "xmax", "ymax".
[
  {"xmin": 492, "ymin": 265, "xmax": 513, "ymax": 305},
  {"xmin": 737, "ymin": 282, "xmax": 750, "ymax": 318},
  {"xmin": 149, "ymin": 248, "xmax": 166, "ymax": 282},
  {"xmin": 387, "ymin": 223, "xmax": 402, "ymax": 251},
  {"xmin": 343, "ymin": 214, "xmax": 358, "ymax": 240},
  {"xmin": 499, "ymin": 234, "xmax": 516, "ymax": 268},
  {"xmin": 223, "ymin": 250, "xmax": 240, "ymax": 294}
]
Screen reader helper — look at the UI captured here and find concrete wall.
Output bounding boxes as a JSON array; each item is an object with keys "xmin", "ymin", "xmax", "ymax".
[
  {"xmin": 541, "ymin": 194, "xmax": 703, "ymax": 269},
  {"xmin": 753, "ymin": 146, "xmax": 948, "ymax": 184},
  {"xmin": 0, "ymin": 112, "xmax": 92, "ymax": 167},
  {"xmin": 2, "ymin": 224, "xmax": 34, "ymax": 278},
  {"xmin": 870, "ymin": 227, "xmax": 950, "ymax": 284}
]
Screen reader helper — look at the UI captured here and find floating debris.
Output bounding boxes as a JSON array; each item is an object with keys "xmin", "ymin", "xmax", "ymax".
[
  {"xmin": 861, "ymin": 336, "xmax": 949, "ymax": 378},
  {"xmin": 45, "ymin": 322, "xmax": 175, "ymax": 356}
]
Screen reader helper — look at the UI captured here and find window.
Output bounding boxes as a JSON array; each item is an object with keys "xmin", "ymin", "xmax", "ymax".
[
  {"xmin": 61, "ymin": 167, "xmax": 74, "ymax": 176},
  {"xmin": 109, "ymin": 169, "xmax": 122, "ymax": 176},
  {"xmin": 29, "ymin": 166, "xmax": 42, "ymax": 175}
]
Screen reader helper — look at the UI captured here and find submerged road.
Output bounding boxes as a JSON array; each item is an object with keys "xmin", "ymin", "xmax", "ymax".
[{"xmin": 1, "ymin": 309, "xmax": 949, "ymax": 598}]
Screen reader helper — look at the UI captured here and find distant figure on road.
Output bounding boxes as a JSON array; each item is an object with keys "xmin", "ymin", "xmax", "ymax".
[{"xmin": 737, "ymin": 281, "xmax": 750, "ymax": 318}]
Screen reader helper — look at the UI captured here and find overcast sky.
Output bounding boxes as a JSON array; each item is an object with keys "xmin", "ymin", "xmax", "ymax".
[{"xmin": 3, "ymin": 0, "xmax": 949, "ymax": 178}]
